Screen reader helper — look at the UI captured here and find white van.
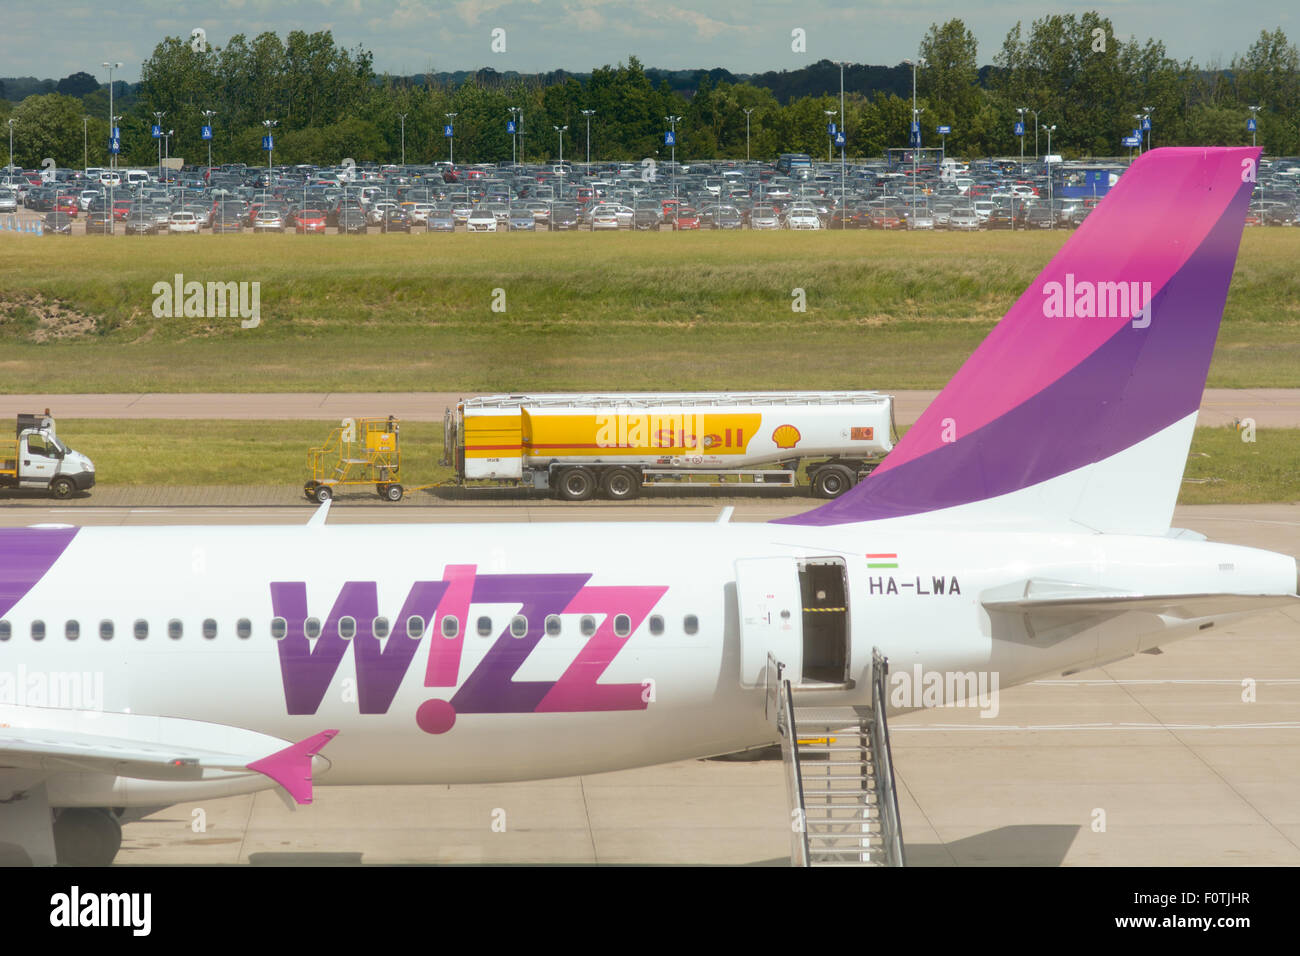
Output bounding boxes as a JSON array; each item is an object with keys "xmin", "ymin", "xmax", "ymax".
[{"xmin": 124, "ymin": 169, "xmax": 151, "ymax": 187}]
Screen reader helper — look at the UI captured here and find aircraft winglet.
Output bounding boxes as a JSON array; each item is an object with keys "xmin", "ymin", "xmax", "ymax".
[{"xmin": 246, "ymin": 730, "xmax": 339, "ymax": 805}]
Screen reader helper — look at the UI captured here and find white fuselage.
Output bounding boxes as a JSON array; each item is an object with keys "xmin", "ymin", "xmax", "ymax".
[{"xmin": 4, "ymin": 520, "xmax": 1293, "ymax": 806}]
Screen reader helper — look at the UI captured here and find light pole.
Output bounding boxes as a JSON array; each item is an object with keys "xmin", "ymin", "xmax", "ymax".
[
  {"xmin": 83, "ymin": 116, "xmax": 89, "ymax": 170},
  {"xmin": 508, "ymin": 107, "xmax": 521, "ymax": 164},
  {"xmin": 1029, "ymin": 109, "xmax": 1040, "ymax": 159},
  {"xmin": 445, "ymin": 112, "xmax": 457, "ymax": 166},
  {"xmin": 742, "ymin": 108, "xmax": 754, "ymax": 162},
  {"xmin": 580, "ymin": 109, "xmax": 595, "ymax": 167},
  {"xmin": 1132, "ymin": 114, "xmax": 1144, "ymax": 155},
  {"xmin": 398, "ymin": 113, "xmax": 407, "ymax": 167},
  {"xmin": 1248, "ymin": 105, "xmax": 1261, "ymax": 148},
  {"xmin": 553, "ymin": 125, "xmax": 567, "ymax": 199},
  {"xmin": 102, "ymin": 61, "xmax": 122, "ymax": 171},
  {"xmin": 904, "ymin": 57, "xmax": 925, "ymax": 221},
  {"xmin": 823, "ymin": 109, "xmax": 837, "ymax": 161},
  {"xmin": 262, "ymin": 119, "xmax": 277, "ymax": 186},
  {"xmin": 153, "ymin": 111, "xmax": 166, "ymax": 183},
  {"xmin": 1040, "ymin": 124, "xmax": 1056, "ymax": 227},
  {"xmin": 1143, "ymin": 106, "xmax": 1153, "ymax": 151},
  {"xmin": 665, "ymin": 115, "xmax": 681, "ymax": 197},
  {"xmin": 6, "ymin": 119, "xmax": 14, "ymax": 174},
  {"xmin": 1016, "ymin": 107, "xmax": 1028, "ymax": 164},
  {"xmin": 201, "ymin": 109, "xmax": 216, "ymax": 169}
]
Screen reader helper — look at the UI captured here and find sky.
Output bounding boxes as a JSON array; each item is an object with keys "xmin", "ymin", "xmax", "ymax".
[{"xmin": 1, "ymin": 0, "xmax": 1294, "ymax": 82}]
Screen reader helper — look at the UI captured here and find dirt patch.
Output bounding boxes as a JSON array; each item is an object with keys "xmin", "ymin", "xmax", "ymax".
[{"xmin": 0, "ymin": 294, "xmax": 100, "ymax": 341}]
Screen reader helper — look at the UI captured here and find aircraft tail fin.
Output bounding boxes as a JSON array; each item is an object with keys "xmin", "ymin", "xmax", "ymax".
[{"xmin": 779, "ymin": 147, "xmax": 1259, "ymax": 533}]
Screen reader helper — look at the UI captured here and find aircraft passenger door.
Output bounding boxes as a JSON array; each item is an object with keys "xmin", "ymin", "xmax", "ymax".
[{"xmin": 735, "ymin": 557, "xmax": 803, "ymax": 688}]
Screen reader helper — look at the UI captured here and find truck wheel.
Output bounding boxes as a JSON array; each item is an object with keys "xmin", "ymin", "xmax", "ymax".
[
  {"xmin": 811, "ymin": 464, "xmax": 856, "ymax": 499},
  {"xmin": 314, "ymin": 485, "xmax": 333, "ymax": 503},
  {"xmin": 555, "ymin": 467, "xmax": 596, "ymax": 501},
  {"xmin": 50, "ymin": 477, "xmax": 75, "ymax": 499},
  {"xmin": 601, "ymin": 467, "xmax": 641, "ymax": 501},
  {"xmin": 384, "ymin": 483, "xmax": 404, "ymax": 502}
]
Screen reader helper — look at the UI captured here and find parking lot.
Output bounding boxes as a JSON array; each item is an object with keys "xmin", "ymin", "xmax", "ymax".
[{"xmin": 5, "ymin": 152, "xmax": 1298, "ymax": 239}]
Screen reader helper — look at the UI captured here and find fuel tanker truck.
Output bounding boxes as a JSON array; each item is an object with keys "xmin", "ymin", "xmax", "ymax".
[{"xmin": 441, "ymin": 392, "xmax": 894, "ymax": 501}]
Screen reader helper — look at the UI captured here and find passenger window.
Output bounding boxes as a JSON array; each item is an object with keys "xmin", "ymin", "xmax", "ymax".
[
  {"xmin": 99, "ymin": 620, "xmax": 113, "ymax": 641},
  {"xmin": 613, "ymin": 614, "xmax": 631, "ymax": 638},
  {"xmin": 0, "ymin": 620, "xmax": 10, "ymax": 641},
  {"xmin": 373, "ymin": 617, "xmax": 390, "ymax": 639},
  {"xmin": 134, "ymin": 619, "xmax": 148, "ymax": 640},
  {"xmin": 406, "ymin": 615, "xmax": 425, "ymax": 639},
  {"xmin": 271, "ymin": 617, "xmax": 287, "ymax": 640},
  {"xmin": 545, "ymin": 614, "xmax": 562, "ymax": 637},
  {"xmin": 304, "ymin": 617, "xmax": 321, "ymax": 639},
  {"xmin": 339, "ymin": 616, "xmax": 356, "ymax": 640},
  {"xmin": 684, "ymin": 614, "xmax": 699, "ymax": 635},
  {"xmin": 32, "ymin": 620, "xmax": 45, "ymax": 641},
  {"xmin": 202, "ymin": 618, "xmax": 218, "ymax": 640},
  {"xmin": 649, "ymin": 615, "xmax": 664, "ymax": 636},
  {"xmin": 168, "ymin": 619, "xmax": 183, "ymax": 640},
  {"xmin": 237, "ymin": 618, "xmax": 252, "ymax": 640},
  {"xmin": 66, "ymin": 620, "xmax": 80, "ymax": 641},
  {"xmin": 580, "ymin": 615, "xmax": 596, "ymax": 637},
  {"xmin": 476, "ymin": 616, "xmax": 493, "ymax": 637},
  {"xmin": 509, "ymin": 615, "xmax": 528, "ymax": 638},
  {"xmin": 440, "ymin": 615, "xmax": 459, "ymax": 639}
]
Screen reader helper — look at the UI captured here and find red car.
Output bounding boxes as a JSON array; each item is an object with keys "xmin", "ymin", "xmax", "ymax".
[
  {"xmin": 54, "ymin": 195, "xmax": 79, "ymax": 216},
  {"xmin": 673, "ymin": 206, "xmax": 701, "ymax": 230},
  {"xmin": 113, "ymin": 199, "xmax": 133, "ymax": 221},
  {"xmin": 294, "ymin": 208, "xmax": 328, "ymax": 233}
]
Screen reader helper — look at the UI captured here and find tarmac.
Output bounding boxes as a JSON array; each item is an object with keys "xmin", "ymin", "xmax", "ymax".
[
  {"xmin": 5, "ymin": 389, "xmax": 1300, "ymax": 427},
  {"xmin": 2, "ymin": 497, "xmax": 1296, "ymax": 865}
]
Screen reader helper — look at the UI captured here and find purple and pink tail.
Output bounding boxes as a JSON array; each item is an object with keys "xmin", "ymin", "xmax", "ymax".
[{"xmin": 779, "ymin": 147, "xmax": 1259, "ymax": 533}]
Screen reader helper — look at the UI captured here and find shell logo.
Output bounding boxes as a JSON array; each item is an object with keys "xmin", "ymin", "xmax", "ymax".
[{"xmin": 771, "ymin": 423, "xmax": 802, "ymax": 449}]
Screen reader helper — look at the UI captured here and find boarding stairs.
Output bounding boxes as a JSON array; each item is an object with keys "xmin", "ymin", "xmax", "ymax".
[{"xmin": 767, "ymin": 650, "xmax": 905, "ymax": 866}]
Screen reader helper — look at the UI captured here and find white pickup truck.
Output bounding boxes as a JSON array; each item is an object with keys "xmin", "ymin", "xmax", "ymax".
[{"xmin": 0, "ymin": 413, "xmax": 96, "ymax": 498}]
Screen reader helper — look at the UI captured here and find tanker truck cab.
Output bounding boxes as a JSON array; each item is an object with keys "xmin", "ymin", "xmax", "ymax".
[{"xmin": 0, "ymin": 414, "xmax": 95, "ymax": 499}]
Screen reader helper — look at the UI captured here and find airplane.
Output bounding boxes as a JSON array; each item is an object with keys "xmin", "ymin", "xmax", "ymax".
[{"xmin": 1, "ymin": 146, "xmax": 1296, "ymax": 866}]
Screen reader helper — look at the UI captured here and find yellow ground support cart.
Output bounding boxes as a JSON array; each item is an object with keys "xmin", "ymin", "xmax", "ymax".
[{"xmin": 305, "ymin": 417, "xmax": 403, "ymax": 502}]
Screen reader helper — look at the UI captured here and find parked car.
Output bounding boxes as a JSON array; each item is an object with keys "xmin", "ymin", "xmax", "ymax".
[
  {"xmin": 749, "ymin": 204, "xmax": 781, "ymax": 230},
  {"xmin": 673, "ymin": 206, "xmax": 701, "ymax": 230},
  {"xmin": 125, "ymin": 210, "xmax": 158, "ymax": 235},
  {"xmin": 948, "ymin": 206, "xmax": 981, "ymax": 231},
  {"xmin": 42, "ymin": 212, "xmax": 74, "ymax": 235},
  {"xmin": 548, "ymin": 203, "xmax": 581, "ymax": 230},
  {"xmin": 380, "ymin": 208, "xmax": 411, "ymax": 233},
  {"xmin": 85, "ymin": 210, "xmax": 114, "ymax": 234},
  {"xmin": 168, "ymin": 211, "xmax": 201, "ymax": 234},
  {"xmin": 466, "ymin": 207, "xmax": 497, "ymax": 232},
  {"xmin": 338, "ymin": 209, "xmax": 369, "ymax": 234},
  {"xmin": 424, "ymin": 204, "xmax": 456, "ymax": 232},
  {"xmin": 253, "ymin": 210, "xmax": 285, "ymax": 232},
  {"xmin": 294, "ymin": 208, "xmax": 328, "ymax": 233}
]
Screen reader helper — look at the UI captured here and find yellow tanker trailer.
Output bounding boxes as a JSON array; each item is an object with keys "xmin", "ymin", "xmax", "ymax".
[{"xmin": 443, "ymin": 392, "xmax": 894, "ymax": 501}]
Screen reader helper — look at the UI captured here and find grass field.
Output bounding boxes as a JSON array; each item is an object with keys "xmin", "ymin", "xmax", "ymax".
[
  {"xmin": 1, "ymin": 229, "xmax": 1298, "ymax": 393},
  {"xmin": 52, "ymin": 419, "xmax": 1300, "ymax": 505}
]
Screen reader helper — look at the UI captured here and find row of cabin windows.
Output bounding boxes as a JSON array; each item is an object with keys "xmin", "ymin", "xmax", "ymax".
[{"xmin": 0, "ymin": 614, "xmax": 701, "ymax": 642}]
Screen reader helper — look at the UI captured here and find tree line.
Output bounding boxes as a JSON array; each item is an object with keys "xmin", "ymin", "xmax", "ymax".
[{"xmin": 1, "ymin": 15, "xmax": 1296, "ymax": 172}]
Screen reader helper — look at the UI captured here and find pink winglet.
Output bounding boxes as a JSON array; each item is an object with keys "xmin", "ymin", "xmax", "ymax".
[{"xmin": 246, "ymin": 729, "xmax": 339, "ymax": 805}]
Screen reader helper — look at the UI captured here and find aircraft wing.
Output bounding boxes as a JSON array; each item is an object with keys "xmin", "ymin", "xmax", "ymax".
[
  {"xmin": 0, "ymin": 705, "xmax": 336, "ymax": 805},
  {"xmin": 982, "ymin": 578, "xmax": 1299, "ymax": 622}
]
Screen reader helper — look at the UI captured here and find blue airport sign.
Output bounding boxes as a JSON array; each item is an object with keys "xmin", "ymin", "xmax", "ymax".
[
  {"xmin": 936, "ymin": 125, "xmax": 952, "ymax": 134},
  {"xmin": 262, "ymin": 135, "xmax": 273, "ymax": 151},
  {"xmin": 506, "ymin": 120, "xmax": 516, "ymax": 134},
  {"xmin": 111, "ymin": 126, "xmax": 120, "ymax": 138},
  {"xmin": 827, "ymin": 122, "xmax": 836, "ymax": 135},
  {"xmin": 201, "ymin": 125, "xmax": 213, "ymax": 140},
  {"xmin": 444, "ymin": 124, "xmax": 454, "ymax": 137},
  {"xmin": 1141, "ymin": 116, "xmax": 1151, "ymax": 131},
  {"xmin": 834, "ymin": 132, "xmax": 846, "ymax": 147},
  {"xmin": 664, "ymin": 131, "xmax": 675, "ymax": 146},
  {"xmin": 1247, "ymin": 117, "xmax": 1257, "ymax": 131},
  {"xmin": 1121, "ymin": 135, "xmax": 1141, "ymax": 147},
  {"xmin": 1014, "ymin": 121, "xmax": 1025, "ymax": 136},
  {"xmin": 108, "ymin": 138, "xmax": 121, "ymax": 154},
  {"xmin": 151, "ymin": 124, "xmax": 162, "ymax": 138}
]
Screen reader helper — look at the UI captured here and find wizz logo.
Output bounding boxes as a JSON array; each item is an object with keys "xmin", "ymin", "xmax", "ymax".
[{"xmin": 270, "ymin": 566, "xmax": 666, "ymax": 735}]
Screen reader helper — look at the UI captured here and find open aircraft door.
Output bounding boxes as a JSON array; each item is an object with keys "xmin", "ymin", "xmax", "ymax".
[{"xmin": 736, "ymin": 557, "xmax": 803, "ymax": 688}]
